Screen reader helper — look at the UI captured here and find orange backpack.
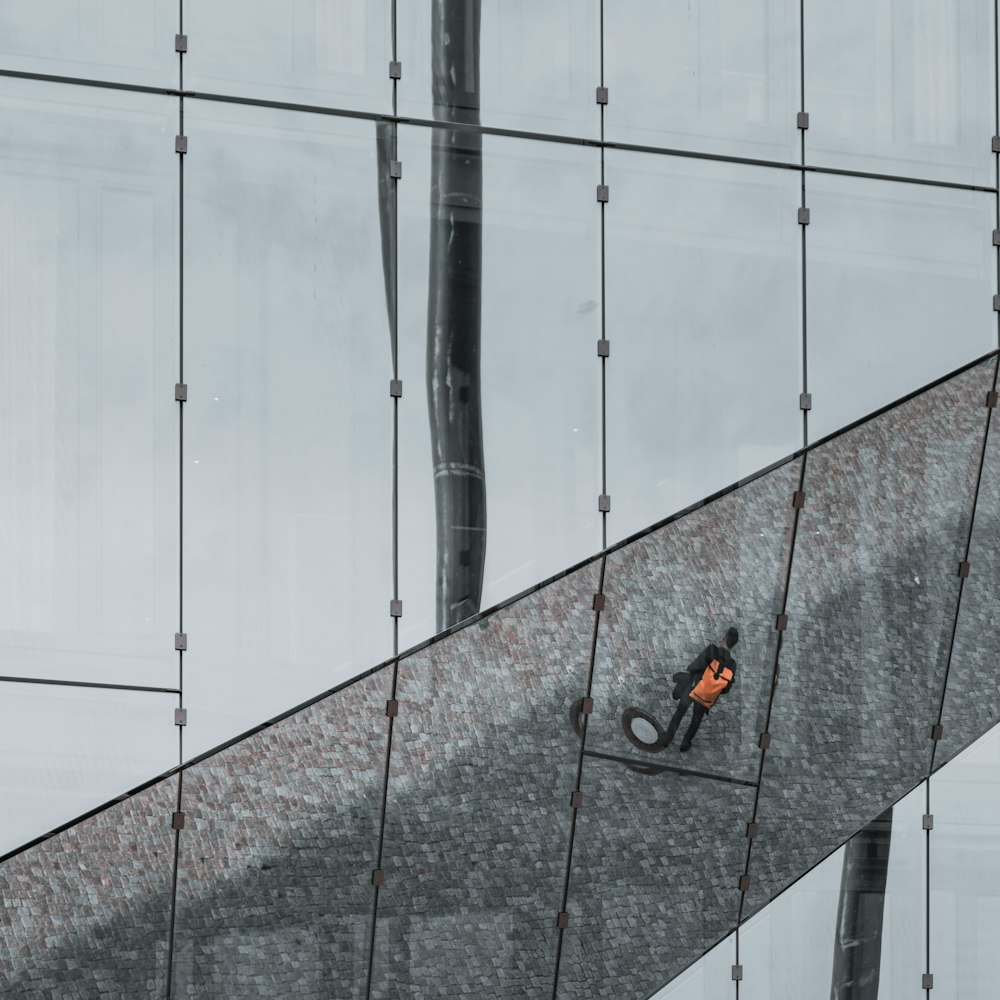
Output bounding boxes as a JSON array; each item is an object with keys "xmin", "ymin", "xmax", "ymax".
[{"xmin": 690, "ymin": 659, "xmax": 733, "ymax": 708}]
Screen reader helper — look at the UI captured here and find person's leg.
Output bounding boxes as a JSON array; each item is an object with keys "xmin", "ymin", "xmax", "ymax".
[
  {"xmin": 661, "ymin": 698, "xmax": 691, "ymax": 746},
  {"xmin": 679, "ymin": 703, "xmax": 708, "ymax": 750}
]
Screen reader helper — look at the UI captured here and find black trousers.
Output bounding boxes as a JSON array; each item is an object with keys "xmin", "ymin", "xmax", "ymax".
[{"xmin": 663, "ymin": 698, "xmax": 708, "ymax": 748}]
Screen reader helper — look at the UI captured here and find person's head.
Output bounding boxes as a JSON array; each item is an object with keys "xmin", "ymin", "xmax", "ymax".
[{"xmin": 723, "ymin": 626, "xmax": 739, "ymax": 650}]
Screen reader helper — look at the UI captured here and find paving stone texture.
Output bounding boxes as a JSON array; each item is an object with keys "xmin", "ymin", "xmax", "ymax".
[{"xmin": 0, "ymin": 776, "xmax": 178, "ymax": 997}]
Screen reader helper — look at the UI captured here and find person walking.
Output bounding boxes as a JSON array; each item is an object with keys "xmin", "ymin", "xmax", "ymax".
[{"xmin": 662, "ymin": 626, "xmax": 739, "ymax": 752}]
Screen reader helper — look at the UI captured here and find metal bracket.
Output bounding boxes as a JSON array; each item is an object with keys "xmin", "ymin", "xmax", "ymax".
[
  {"xmin": 174, "ymin": 632, "xmax": 187, "ymax": 651},
  {"xmin": 993, "ymin": 294, "xmax": 1000, "ymax": 312},
  {"xmin": 389, "ymin": 161, "xmax": 402, "ymax": 179},
  {"xmin": 923, "ymin": 973, "xmax": 934, "ymax": 990},
  {"xmin": 796, "ymin": 111, "xmax": 809, "ymax": 129},
  {"xmin": 175, "ymin": 34, "xmax": 188, "ymax": 53},
  {"xmin": 746, "ymin": 822, "xmax": 758, "ymax": 840},
  {"xmin": 987, "ymin": 389, "xmax": 998, "ymax": 409},
  {"xmin": 922, "ymin": 814, "xmax": 934, "ymax": 831},
  {"xmin": 738, "ymin": 875, "xmax": 751, "ymax": 893},
  {"xmin": 993, "ymin": 136, "xmax": 1000, "ymax": 154},
  {"xmin": 174, "ymin": 708, "xmax": 188, "ymax": 727},
  {"xmin": 598, "ymin": 494, "xmax": 611, "ymax": 513},
  {"xmin": 390, "ymin": 600, "xmax": 403, "ymax": 618},
  {"xmin": 993, "ymin": 230, "xmax": 1000, "ymax": 247},
  {"xmin": 389, "ymin": 379, "xmax": 403, "ymax": 398},
  {"xmin": 931, "ymin": 723, "xmax": 944, "ymax": 741},
  {"xmin": 171, "ymin": 812, "xmax": 186, "ymax": 831},
  {"xmin": 570, "ymin": 791, "xmax": 583, "ymax": 809},
  {"xmin": 175, "ymin": 383, "xmax": 188, "ymax": 402},
  {"xmin": 556, "ymin": 912, "xmax": 570, "ymax": 929},
  {"xmin": 775, "ymin": 614, "xmax": 788, "ymax": 632},
  {"xmin": 799, "ymin": 392, "xmax": 812, "ymax": 411},
  {"xmin": 372, "ymin": 869, "xmax": 385, "ymax": 887},
  {"xmin": 175, "ymin": 135, "xmax": 188, "ymax": 155},
  {"xmin": 592, "ymin": 594, "xmax": 606, "ymax": 612},
  {"xmin": 581, "ymin": 697, "xmax": 594, "ymax": 715},
  {"xmin": 798, "ymin": 207, "xmax": 810, "ymax": 225},
  {"xmin": 596, "ymin": 86, "xmax": 609, "ymax": 105},
  {"xmin": 958, "ymin": 561, "xmax": 970, "ymax": 579},
  {"xmin": 792, "ymin": 490, "xmax": 805, "ymax": 509},
  {"xmin": 385, "ymin": 699, "xmax": 399, "ymax": 718},
  {"xmin": 597, "ymin": 339, "xmax": 610, "ymax": 358},
  {"xmin": 732, "ymin": 965, "xmax": 744, "ymax": 982},
  {"xmin": 759, "ymin": 732, "xmax": 771, "ymax": 750},
  {"xmin": 389, "ymin": 61, "xmax": 402, "ymax": 80},
  {"xmin": 596, "ymin": 184, "xmax": 609, "ymax": 203}
]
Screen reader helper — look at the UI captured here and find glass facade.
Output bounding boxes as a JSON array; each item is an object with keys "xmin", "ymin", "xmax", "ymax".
[{"xmin": 2, "ymin": 3, "xmax": 1000, "ymax": 998}]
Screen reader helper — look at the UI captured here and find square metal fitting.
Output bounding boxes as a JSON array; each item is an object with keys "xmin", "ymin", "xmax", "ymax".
[
  {"xmin": 796, "ymin": 111, "xmax": 809, "ymax": 129},
  {"xmin": 389, "ymin": 378, "xmax": 403, "ymax": 398},
  {"xmin": 958, "ymin": 561, "xmax": 970, "ymax": 579},
  {"xmin": 389, "ymin": 60, "xmax": 402, "ymax": 80},
  {"xmin": 372, "ymin": 868, "xmax": 385, "ymax": 887},
  {"xmin": 557, "ymin": 912, "xmax": 570, "ymax": 929},
  {"xmin": 746, "ymin": 821, "xmax": 758, "ymax": 840},
  {"xmin": 798, "ymin": 207, "xmax": 810, "ymax": 225},
  {"xmin": 570, "ymin": 790, "xmax": 583, "ymax": 809},
  {"xmin": 175, "ymin": 382, "xmax": 188, "ymax": 402},
  {"xmin": 922, "ymin": 814, "xmax": 934, "ymax": 831},
  {"xmin": 993, "ymin": 136, "xmax": 1000, "ymax": 153},
  {"xmin": 738, "ymin": 875, "xmax": 751, "ymax": 893},
  {"xmin": 171, "ymin": 811, "xmax": 186, "ymax": 831},
  {"xmin": 597, "ymin": 339, "xmax": 610, "ymax": 358},
  {"xmin": 390, "ymin": 599, "xmax": 403, "ymax": 618},
  {"xmin": 581, "ymin": 697, "xmax": 594, "ymax": 715},
  {"xmin": 775, "ymin": 613, "xmax": 788, "ymax": 632},
  {"xmin": 987, "ymin": 389, "xmax": 998, "ymax": 409},
  {"xmin": 731, "ymin": 965, "xmax": 744, "ymax": 982},
  {"xmin": 799, "ymin": 392, "xmax": 812, "ymax": 411},
  {"xmin": 592, "ymin": 593, "xmax": 606, "ymax": 612},
  {"xmin": 759, "ymin": 732, "xmax": 771, "ymax": 750},
  {"xmin": 174, "ymin": 708, "xmax": 188, "ymax": 727},
  {"xmin": 385, "ymin": 699, "xmax": 399, "ymax": 718},
  {"xmin": 922, "ymin": 973, "xmax": 934, "ymax": 989},
  {"xmin": 175, "ymin": 34, "xmax": 188, "ymax": 53},
  {"xmin": 596, "ymin": 86, "xmax": 609, "ymax": 105},
  {"xmin": 993, "ymin": 229, "xmax": 1000, "ymax": 246},
  {"xmin": 175, "ymin": 135, "xmax": 188, "ymax": 154},
  {"xmin": 598, "ymin": 494, "xmax": 611, "ymax": 512},
  {"xmin": 932, "ymin": 723, "xmax": 944, "ymax": 742},
  {"xmin": 596, "ymin": 184, "xmax": 609, "ymax": 203},
  {"xmin": 390, "ymin": 160, "xmax": 402, "ymax": 179},
  {"xmin": 792, "ymin": 490, "xmax": 805, "ymax": 509},
  {"xmin": 994, "ymin": 294, "xmax": 1000, "ymax": 312},
  {"xmin": 174, "ymin": 632, "xmax": 187, "ymax": 651}
]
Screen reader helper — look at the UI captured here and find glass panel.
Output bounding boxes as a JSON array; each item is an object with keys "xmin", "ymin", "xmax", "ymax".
[
  {"xmin": 396, "ymin": 125, "xmax": 601, "ymax": 644},
  {"xmin": 184, "ymin": 101, "xmax": 393, "ymax": 761},
  {"xmin": 172, "ymin": 669, "xmax": 390, "ymax": 998},
  {"xmin": 0, "ymin": 78, "xmax": 178, "ymax": 687},
  {"xmin": 806, "ymin": 175, "xmax": 995, "ymax": 441},
  {"xmin": 0, "ymin": 775, "xmax": 177, "ymax": 996},
  {"xmin": 0, "ymin": 2, "xmax": 177, "ymax": 88},
  {"xmin": 370, "ymin": 560, "xmax": 600, "ymax": 997},
  {"xmin": 185, "ymin": 0, "xmax": 390, "ymax": 114},
  {"xmin": 746, "ymin": 359, "xmax": 993, "ymax": 917},
  {"xmin": 586, "ymin": 458, "xmax": 800, "ymax": 785},
  {"xmin": 558, "ymin": 755, "xmax": 751, "ymax": 998},
  {"xmin": 931, "ymin": 724, "xmax": 1000, "ymax": 999},
  {"xmin": 605, "ymin": 150, "xmax": 801, "ymax": 544},
  {"xmin": 937, "ymin": 395, "xmax": 1000, "ymax": 768},
  {"xmin": 741, "ymin": 784, "xmax": 924, "ymax": 999},
  {"xmin": 647, "ymin": 933, "xmax": 736, "ymax": 1000},
  {"xmin": 805, "ymin": 0, "xmax": 994, "ymax": 185},
  {"xmin": 397, "ymin": 0, "xmax": 600, "ymax": 139},
  {"xmin": 604, "ymin": 0, "xmax": 799, "ymax": 162},
  {"xmin": 0, "ymin": 684, "xmax": 176, "ymax": 856}
]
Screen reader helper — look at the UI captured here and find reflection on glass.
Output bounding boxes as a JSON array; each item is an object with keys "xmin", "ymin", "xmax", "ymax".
[
  {"xmin": 172, "ymin": 670, "xmax": 390, "ymax": 999},
  {"xmin": 604, "ymin": 0, "xmax": 799, "ymax": 161},
  {"xmin": 185, "ymin": 0, "xmax": 390, "ymax": 113},
  {"xmin": 0, "ymin": 78, "xmax": 178, "ymax": 688},
  {"xmin": 805, "ymin": 0, "xmax": 994, "ymax": 185},
  {"xmin": 806, "ymin": 175, "xmax": 995, "ymax": 441},
  {"xmin": 931, "ymin": 724, "xmax": 1000, "ymax": 999},
  {"xmin": 0, "ymin": 3, "xmax": 177, "ymax": 87},
  {"xmin": 397, "ymin": 125, "xmax": 601, "ymax": 647},
  {"xmin": 647, "ymin": 932, "xmax": 736, "ymax": 1000},
  {"xmin": 184, "ymin": 101, "xmax": 393, "ymax": 761},
  {"xmin": 605, "ymin": 150, "xmax": 800, "ymax": 544},
  {"xmin": 371, "ymin": 560, "xmax": 599, "ymax": 997},
  {"xmin": 398, "ymin": 0, "xmax": 599, "ymax": 138},
  {"xmin": 937, "ymin": 399, "xmax": 1000, "ymax": 768},
  {"xmin": 0, "ymin": 775, "xmax": 178, "ymax": 997},
  {"xmin": 587, "ymin": 459, "xmax": 800, "ymax": 784},
  {"xmin": 747, "ymin": 360, "xmax": 993, "ymax": 916},
  {"xmin": 559, "ymin": 756, "xmax": 751, "ymax": 998}
]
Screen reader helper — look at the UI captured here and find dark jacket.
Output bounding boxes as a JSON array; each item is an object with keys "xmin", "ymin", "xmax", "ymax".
[{"xmin": 681, "ymin": 643, "xmax": 736, "ymax": 706}]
